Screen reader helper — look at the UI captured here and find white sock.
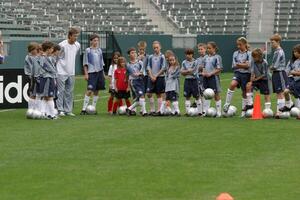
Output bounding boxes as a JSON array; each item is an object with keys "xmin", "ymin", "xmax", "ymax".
[
  {"xmin": 160, "ymin": 100, "xmax": 166, "ymax": 113},
  {"xmin": 196, "ymin": 99, "xmax": 202, "ymax": 114},
  {"xmin": 129, "ymin": 101, "xmax": 139, "ymax": 110},
  {"xmin": 149, "ymin": 97, "xmax": 155, "ymax": 112},
  {"xmin": 242, "ymin": 98, "xmax": 247, "ymax": 110},
  {"xmin": 277, "ymin": 99, "xmax": 285, "ymax": 112},
  {"xmin": 47, "ymin": 100, "xmax": 55, "ymax": 116},
  {"xmin": 265, "ymin": 102, "xmax": 271, "ymax": 109},
  {"xmin": 92, "ymin": 96, "xmax": 99, "ymax": 107},
  {"xmin": 201, "ymin": 96, "xmax": 205, "ymax": 113},
  {"xmin": 225, "ymin": 89, "xmax": 234, "ymax": 105},
  {"xmin": 286, "ymin": 99, "xmax": 292, "ymax": 108},
  {"xmin": 41, "ymin": 100, "xmax": 47, "ymax": 115},
  {"xmin": 216, "ymin": 100, "xmax": 222, "ymax": 116},
  {"xmin": 295, "ymin": 98, "xmax": 300, "ymax": 108},
  {"xmin": 28, "ymin": 98, "xmax": 34, "ymax": 110},
  {"xmin": 82, "ymin": 95, "xmax": 90, "ymax": 111},
  {"xmin": 139, "ymin": 98, "xmax": 147, "ymax": 114},
  {"xmin": 36, "ymin": 98, "xmax": 42, "ymax": 112},
  {"xmin": 157, "ymin": 98, "xmax": 162, "ymax": 112},
  {"xmin": 203, "ymin": 99, "xmax": 211, "ymax": 113},
  {"xmin": 185, "ymin": 100, "xmax": 191, "ymax": 113},
  {"xmin": 246, "ymin": 93, "xmax": 253, "ymax": 105},
  {"xmin": 173, "ymin": 101, "xmax": 180, "ymax": 113}
]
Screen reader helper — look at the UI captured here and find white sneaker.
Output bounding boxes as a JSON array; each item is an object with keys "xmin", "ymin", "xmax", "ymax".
[
  {"xmin": 65, "ymin": 112, "xmax": 76, "ymax": 117},
  {"xmin": 58, "ymin": 111, "xmax": 65, "ymax": 117},
  {"xmin": 240, "ymin": 111, "xmax": 245, "ymax": 118}
]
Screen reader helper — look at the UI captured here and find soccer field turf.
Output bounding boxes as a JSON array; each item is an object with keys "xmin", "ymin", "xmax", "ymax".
[{"xmin": 0, "ymin": 73, "xmax": 300, "ymax": 200}]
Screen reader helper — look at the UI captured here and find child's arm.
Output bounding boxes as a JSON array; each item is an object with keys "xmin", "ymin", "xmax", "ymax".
[
  {"xmin": 82, "ymin": 49, "xmax": 89, "ymax": 80},
  {"xmin": 290, "ymin": 70, "xmax": 300, "ymax": 76},
  {"xmin": 114, "ymin": 72, "xmax": 118, "ymax": 92}
]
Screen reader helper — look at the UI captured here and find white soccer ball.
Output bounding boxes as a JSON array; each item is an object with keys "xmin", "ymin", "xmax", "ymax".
[
  {"xmin": 245, "ymin": 109, "xmax": 253, "ymax": 118},
  {"xmin": 263, "ymin": 108, "xmax": 274, "ymax": 118},
  {"xmin": 188, "ymin": 107, "xmax": 198, "ymax": 116},
  {"xmin": 164, "ymin": 106, "xmax": 173, "ymax": 116},
  {"xmin": 290, "ymin": 107, "xmax": 300, "ymax": 118},
  {"xmin": 118, "ymin": 106, "xmax": 127, "ymax": 115},
  {"xmin": 26, "ymin": 109, "xmax": 34, "ymax": 119},
  {"xmin": 32, "ymin": 110, "xmax": 42, "ymax": 119},
  {"xmin": 86, "ymin": 105, "xmax": 96, "ymax": 115},
  {"xmin": 279, "ymin": 112, "xmax": 290, "ymax": 119},
  {"xmin": 228, "ymin": 105, "xmax": 237, "ymax": 116},
  {"xmin": 203, "ymin": 88, "xmax": 215, "ymax": 100},
  {"xmin": 206, "ymin": 107, "xmax": 217, "ymax": 117}
]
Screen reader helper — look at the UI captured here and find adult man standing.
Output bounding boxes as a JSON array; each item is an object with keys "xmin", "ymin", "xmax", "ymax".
[{"xmin": 56, "ymin": 27, "xmax": 81, "ymax": 116}]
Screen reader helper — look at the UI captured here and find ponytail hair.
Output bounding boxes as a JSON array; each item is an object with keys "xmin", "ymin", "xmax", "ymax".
[
  {"xmin": 237, "ymin": 37, "xmax": 250, "ymax": 51},
  {"xmin": 207, "ymin": 41, "xmax": 219, "ymax": 53}
]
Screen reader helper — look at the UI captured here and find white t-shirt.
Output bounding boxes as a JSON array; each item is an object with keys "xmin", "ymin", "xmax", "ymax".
[
  {"xmin": 108, "ymin": 64, "xmax": 117, "ymax": 89},
  {"xmin": 57, "ymin": 40, "xmax": 81, "ymax": 76}
]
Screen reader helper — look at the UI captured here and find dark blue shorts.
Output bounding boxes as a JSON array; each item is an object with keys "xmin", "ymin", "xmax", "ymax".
[
  {"xmin": 87, "ymin": 71, "xmax": 105, "ymax": 92},
  {"xmin": 252, "ymin": 79, "xmax": 270, "ymax": 95},
  {"xmin": 166, "ymin": 91, "xmax": 178, "ymax": 101},
  {"xmin": 25, "ymin": 75, "xmax": 38, "ymax": 97},
  {"xmin": 232, "ymin": 71, "xmax": 251, "ymax": 92},
  {"xmin": 147, "ymin": 76, "xmax": 165, "ymax": 94},
  {"xmin": 203, "ymin": 75, "xmax": 222, "ymax": 93},
  {"xmin": 131, "ymin": 79, "xmax": 145, "ymax": 100},
  {"xmin": 37, "ymin": 77, "xmax": 56, "ymax": 98},
  {"xmin": 115, "ymin": 90, "xmax": 131, "ymax": 99},
  {"xmin": 184, "ymin": 79, "xmax": 200, "ymax": 98},
  {"xmin": 198, "ymin": 75, "xmax": 204, "ymax": 95},
  {"xmin": 143, "ymin": 75, "xmax": 148, "ymax": 94},
  {"xmin": 287, "ymin": 79, "xmax": 300, "ymax": 98},
  {"xmin": 272, "ymin": 71, "xmax": 287, "ymax": 94}
]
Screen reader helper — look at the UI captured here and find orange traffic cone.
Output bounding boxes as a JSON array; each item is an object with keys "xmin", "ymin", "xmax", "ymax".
[
  {"xmin": 216, "ymin": 193, "xmax": 234, "ymax": 200},
  {"xmin": 251, "ymin": 93, "xmax": 263, "ymax": 120}
]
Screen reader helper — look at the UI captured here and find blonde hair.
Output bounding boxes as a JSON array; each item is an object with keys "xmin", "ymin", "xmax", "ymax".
[
  {"xmin": 138, "ymin": 41, "xmax": 147, "ymax": 48},
  {"xmin": 270, "ymin": 34, "xmax": 282, "ymax": 43},
  {"xmin": 237, "ymin": 37, "xmax": 250, "ymax": 50}
]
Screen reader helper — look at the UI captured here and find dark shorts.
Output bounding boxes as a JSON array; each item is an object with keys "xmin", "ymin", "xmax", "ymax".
[
  {"xmin": 272, "ymin": 71, "xmax": 287, "ymax": 94},
  {"xmin": 287, "ymin": 79, "xmax": 300, "ymax": 98},
  {"xmin": 87, "ymin": 71, "xmax": 105, "ymax": 92},
  {"xmin": 198, "ymin": 75, "xmax": 204, "ymax": 95},
  {"xmin": 252, "ymin": 79, "xmax": 270, "ymax": 95},
  {"xmin": 143, "ymin": 75, "xmax": 148, "ymax": 94},
  {"xmin": 131, "ymin": 79, "xmax": 145, "ymax": 100},
  {"xmin": 166, "ymin": 91, "xmax": 178, "ymax": 101},
  {"xmin": 109, "ymin": 88, "xmax": 116, "ymax": 96},
  {"xmin": 184, "ymin": 79, "xmax": 200, "ymax": 98},
  {"xmin": 203, "ymin": 75, "xmax": 222, "ymax": 93},
  {"xmin": 232, "ymin": 71, "xmax": 251, "ymax": 92},
  {"xmin": 147, "ymin": 76, "xmax": 165, "ymax": 94},
  {"xmin": 25, "ymin": 75, "xmax": 38, "ymax": 97},
  {"xmin": 37, "ymin": 77, "xmax": 56, "ymax": 98},
  {"xmin": 115, "ymin": 90, "xmax": 131, "ymax": 99}
]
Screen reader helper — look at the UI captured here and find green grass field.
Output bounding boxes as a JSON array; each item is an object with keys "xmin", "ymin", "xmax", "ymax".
[{"xmin": 1, "ymin": 73, "xmax": 300, "ymax": 200}]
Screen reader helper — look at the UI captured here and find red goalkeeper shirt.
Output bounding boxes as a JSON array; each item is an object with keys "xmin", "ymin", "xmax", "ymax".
[{"xmin": 114, "ymin": 67, "xmax": 128, "ymax": 91}]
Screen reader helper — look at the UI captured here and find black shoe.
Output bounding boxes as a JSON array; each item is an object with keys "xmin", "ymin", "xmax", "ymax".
[
  {"xmin": 153, "ymin": 112, "xmax": 163, "ymax": 116},
  {"xmin": 173, "ymin": 112, "xmax": 181, "ymax": 117},
  {"xmin": 126, "ymin": 108, "xmax": 131, "ymax": 116},
  {"xmin": 80, "ymin": 110, "xmax": 88, "ymax": 115},
  {"xmin": 279, "ymin": 106, "xmax": 292, "ymax": 112},
  {"xmin": 112, "ymin": 112, "xmax": 117, "ymax": 115},
  {"xmin": 191, "ymin": 102, "xmax": 197, "ymax": 108},
  {"xmin": 243, "ymin": 105, "xmax": 253, "ymax": 112},
  {"xmin": 142, "ymin": 112, "xmax": 148, "ymax": 117},
  {"xmin": 131, "ymin": 110, "xmax": 137, "ymax": 116}
]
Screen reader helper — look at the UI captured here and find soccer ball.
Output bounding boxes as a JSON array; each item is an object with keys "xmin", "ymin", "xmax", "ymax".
[
  {"xmin": 245, "ymin": 109, "xmax": 253, "ymax": 118},
  {"xmin": 32, "ymin": 110, "xmax": 42, "ymax": 119},
  {"xmin": 206, "ymin": 107, "xmax": 217, "ymax": 117},
  {"xmin": 86, "ymin": 105, "xmax": 96, "ymax": 115},
  {"xmin": 118, "ymin": 106, "xmax": 127, "ymax": 115},
  {"xmin": 26, "ymin": 109, "xmax": 34, "ymax": 119},
  {"xmin": 279, "ymin": 112, "xmax": 290, "ymax": 119},
  {"xmin": 263, "ymin": 108, "xmax": 274, "ymax": 118},
  {"xmin": 203, "ymin": 88, "xmax": 215, "ymax": 100},
  {"xmin": 164, "ymin": 106, "xmax": 173, "ymax": 116},
  {"xmin": 188, "ymin": 107, "xmax": 198, "ymax": 116},
  {"xmin": 228, "ymin": 105, "xmax": 237, "ymax": 116},
  {"xmin": 290, "ymin": 107, "xmax": 300, "ymax": 118}
]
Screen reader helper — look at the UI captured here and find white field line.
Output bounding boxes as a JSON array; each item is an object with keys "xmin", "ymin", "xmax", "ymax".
[{"xmin": 0, "ymin": 109, "xmax": 16, "ymax": 113}]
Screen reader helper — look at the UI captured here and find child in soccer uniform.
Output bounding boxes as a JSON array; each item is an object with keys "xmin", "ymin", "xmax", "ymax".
[
  {"xmin": 269, "ymin": 34, "xmax": 287, "ymax": 115},
  {"xmin": 280, "ymin": 44, "xmax": 300, "ymax": 114},
  {"xmin": 202, "ymin": 42, "xmax": 223, "ymax": 117},
  {"xmin": 107, "ymin": 51, "xmax": 121, "ymax": 114},
  {"xmin": 181, "ymin": 48, "xmax": 202, "ymax": 116},
  {"xmin": 224, "ymin": 37, "xmax": 251, "ymax": 117},
  {"xmin": 147, "ymin": 41, "xmax": 166, "ymax": 115},
  {"xmin": 38, "ymin": 41, "xmax": 57, "ymax": 119},
  {"xmin": 50, "ymin": 44, "xmax": 61, "ymax": 110},
  {"xmin": 137, "ymin": 41, "xmax": 149, "ymax": 94},
  {"xmin": 24, "ymin": 43, "xmax": 41, "ymax": 114},
  {"xmin": 113, "ymin": 57, "xmax": 131, "ymax": 114},
  {"xmin": 196, "ymin": 43, "xmax": 208, "ymax": 114},
  {"xmin": 244, "ymin": 48, "xmax": 271, "ymax": 110},
  {"xmin": 164, "ymin": 54, "xmax": 181, "ymax": 115},
  {"xmin": 81, "ymin": 34, "xmax": 105, "ymax": 115},
  {"xmin": 126, "ymin": 47, "xmax": 147, "ymax": 116},
  {"xmin": 0, "ymin": 40, "xmax": 4, "ymax": 64}
]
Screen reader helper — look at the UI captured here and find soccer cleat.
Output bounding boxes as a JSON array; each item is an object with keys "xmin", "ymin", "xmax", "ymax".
[
  {"xmin": 142, "ymin": 112, "xmax": 148, "ymax": 117},
  {"xmin": 126, "ymin": 108, "xmax": 131, "ymax": 116},
  {"xmin": 279, "ymin": 105, "xmax": 293, "ymax": 112},
  {"xmin": 130, "ymin": 110, "xmax": 137, "ymax": 116},
  {"xmin": 223, "ymin": 103, "xmax": 230, "ymax": 113},
  {"xmin": 80, "ymin": 110, "xmax": 88, "ymax": 115},
  {"xmin": 173, "ymin": 112, "xmax": 181, "ymax": 117},
  {"xmin": 58, "ymin": 111, "xmax": 65, "ymax": 117},
  {"xmin": 216, "ymin": 113, "xmax": 222, "ymax": 118},
  {"xmin": 65, "ymin": 112, "xmax": 76, "ymax": 117},
  {"xmin": 243, "ymin": 105, "xmax": 253, "ymax": 111},
  {"xmin": 240, "ymin": 111, "xmax": 246, "ymax": 118}
]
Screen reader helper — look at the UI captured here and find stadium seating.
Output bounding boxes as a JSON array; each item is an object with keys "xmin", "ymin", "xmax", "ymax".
[
  {"xmin": 151, "ymin": 0, "xmax": 250, "ymax": 35},
  {"xmin": 274, "ymin": 0, "xmax": 300, "ymax": 40},
  {"xmin": 0, "ymin": 0, "xmax": 162, "ymax": 38}
]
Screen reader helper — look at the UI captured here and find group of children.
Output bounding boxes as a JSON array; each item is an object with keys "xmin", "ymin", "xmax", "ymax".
[{"xmin": 25, "ymin": 33, "xmax": 300, "ymax": 119}]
